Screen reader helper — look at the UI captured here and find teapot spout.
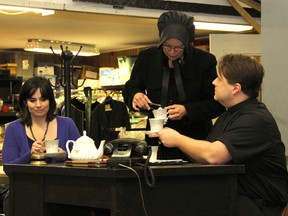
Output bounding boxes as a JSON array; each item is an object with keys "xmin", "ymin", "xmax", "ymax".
[{"xmin": 95, "ymin": 140, "xmax": 105, "ymax": 160}]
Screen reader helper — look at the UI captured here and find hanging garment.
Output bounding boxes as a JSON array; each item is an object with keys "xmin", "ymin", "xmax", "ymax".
[
  {"xmin": 84, "ymin": 87, "xmax": 92, "ymax": 136},
  {"xmin": 70, "ymin": 97, "xmax": 100, "ymax": 134},
  {"xmin": 70, "ymin": 103, "xmax": 85, "ymax": 133},
  {"xmin": 90, "ymin": 97, "xmax": 131, "ymax": 147}
]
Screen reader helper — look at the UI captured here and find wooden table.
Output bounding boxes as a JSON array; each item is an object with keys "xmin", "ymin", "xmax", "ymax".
[{"xmin": 4, "ymin": 163, "xmax": 244, "ymax": 216}]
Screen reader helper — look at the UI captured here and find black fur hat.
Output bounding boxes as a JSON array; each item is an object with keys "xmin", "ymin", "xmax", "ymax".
[{"xmin": 157, "ymin": 11, "xmax": 195, "ymax": 48}]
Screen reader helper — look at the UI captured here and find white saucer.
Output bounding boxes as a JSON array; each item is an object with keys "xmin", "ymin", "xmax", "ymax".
[
  {"xmin": 145, "ymin": 131, "xmax": 159, "ymax": 135},
  {"xmin": 44, "ymin": 152, "xmax": 65, "ymax": 158}
]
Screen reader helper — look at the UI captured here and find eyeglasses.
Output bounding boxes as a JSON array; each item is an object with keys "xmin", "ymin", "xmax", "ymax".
[{"xmin": 163, "ymin": 43, "xmax": 185, "ymax": 52}]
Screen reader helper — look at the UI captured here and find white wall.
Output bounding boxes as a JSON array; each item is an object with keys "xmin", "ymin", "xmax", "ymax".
[
  {"xmin": 209, "ymin": 34, "xmax": 261, "ymax": 61},
  {"xmin": 262, "ymin": 0, "xmax": 288, "ymax": 154},
  {"xmin": 209, "ymin": 3, "xmax": 288, "ymax": 155}
]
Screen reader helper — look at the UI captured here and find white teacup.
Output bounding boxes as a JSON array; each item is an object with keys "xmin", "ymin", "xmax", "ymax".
[
  {"xmin": 44, "ymin": 139, "xmax": 59, "ymax": 153},
  {"xmin": 152, "ymin": 108, "xmax": 168, "ymax": 119},
  {"xmin": 149, "ymin": 118, "xmax": 165, "ymax": 132}
]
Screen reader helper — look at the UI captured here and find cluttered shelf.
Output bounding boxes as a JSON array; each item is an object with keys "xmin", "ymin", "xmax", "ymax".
[
  {"xmin": 0, "ymin": 112, "xmax": 18, "ymax": 125},
  {"xmin": 0, "ymin": 112, "xmax": 18, "ymax": 117}
]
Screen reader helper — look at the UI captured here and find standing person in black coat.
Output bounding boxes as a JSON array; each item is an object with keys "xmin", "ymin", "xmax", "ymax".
[{"xmin": 122, "ymin": 11, "xmax": 225, "ymax": 159}]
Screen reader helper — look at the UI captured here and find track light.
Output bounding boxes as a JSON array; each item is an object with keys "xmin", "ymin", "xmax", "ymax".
[
  {"xmin": 195, "ymin": 22, "xmax": 253, "ymax": 32},
  {"xmin": 0, "ymin": 5, "xmax": 54, "ymax": 16},
  {"xmin": 24, "ymin": 39, "xmax": 100, "ymax": 57}
]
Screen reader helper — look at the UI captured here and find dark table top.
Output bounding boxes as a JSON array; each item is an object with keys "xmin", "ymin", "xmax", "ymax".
[{"xmin": 4, "ymin": 162, "xmax": 245, "ymax": 179}]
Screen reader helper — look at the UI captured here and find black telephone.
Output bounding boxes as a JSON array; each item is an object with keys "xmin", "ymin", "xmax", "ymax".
[{"xmin": 104, "ymin": 138, "xmax": 149, "ymax": 167}]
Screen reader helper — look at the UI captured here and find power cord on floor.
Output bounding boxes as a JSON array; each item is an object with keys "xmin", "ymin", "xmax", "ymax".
[
  {"xmin": 118, "ymin": 163, "xmax": 148, "ymax": 216},
  {"xmin": 118, "ymin": 145, "xmax": 156, "ymax": 216}
]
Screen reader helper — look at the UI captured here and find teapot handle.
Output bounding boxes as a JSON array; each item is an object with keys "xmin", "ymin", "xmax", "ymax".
[{"xmin": 66, "ymin": 140, "xmax": 75, "ymax": 159}]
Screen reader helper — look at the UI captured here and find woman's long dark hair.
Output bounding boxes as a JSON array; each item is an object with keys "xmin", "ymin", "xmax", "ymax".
[{"xmin": 18, "ymin": 76, "xmax": 56, "ymax": 126}]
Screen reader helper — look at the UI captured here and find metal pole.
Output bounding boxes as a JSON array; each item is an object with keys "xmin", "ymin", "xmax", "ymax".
[{"xmin": 63, "ymin": 58, "xmax": 72, "ymax": 117}]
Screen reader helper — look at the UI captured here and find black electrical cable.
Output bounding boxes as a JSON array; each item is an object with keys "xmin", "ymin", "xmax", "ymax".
[
  {"xmin": 118, "ymin": 163, "xmax": 148, "ymax": 216},
  {"xmin": 136, "ymin": 145, "xmax": 156, "ymax": 187},
  {"xmin": 118, "ymin": 146, "xmax": 155, "ymax": 216}
]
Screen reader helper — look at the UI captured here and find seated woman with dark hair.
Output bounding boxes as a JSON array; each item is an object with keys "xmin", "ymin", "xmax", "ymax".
[{"xmin": 2, "ymin": 76, "xmax": 81, "ymax": 216}]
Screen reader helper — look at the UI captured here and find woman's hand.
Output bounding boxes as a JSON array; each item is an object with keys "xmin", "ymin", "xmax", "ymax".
[
  {"xmin": 31, "ymin": 141, "xmax": 45, "ymax": 154},
  {"xmin": 56, "ymin": 148, "xmax": 67, "ymax": 159},
  {"xmin": 132, "ymin": 92, "xmax": 151, "ymax": 110},
  {"xmin": 166, "ymin": 104, "xmax": 187, "ymax": 120}
]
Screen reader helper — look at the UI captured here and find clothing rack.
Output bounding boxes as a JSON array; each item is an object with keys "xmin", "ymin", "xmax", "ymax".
[
  {"xmin": 56, "ymin": 87, "xmax": 124, "ymax": 136},
  {"xmin": 54, "ymin": 88, "xmax": 124, "ymax": 104}
]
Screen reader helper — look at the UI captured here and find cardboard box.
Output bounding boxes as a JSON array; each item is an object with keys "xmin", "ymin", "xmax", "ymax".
[
  {"xmin": 0, "ymin": 63, "xmax": 17, "ymax": 76},
  {"xmin": 80, "ymin": 65, "xmax": 98, "ymax": 80},
  {"xmin": 34, "ymin": 62, "xmax": 54, "ymax": 76}
]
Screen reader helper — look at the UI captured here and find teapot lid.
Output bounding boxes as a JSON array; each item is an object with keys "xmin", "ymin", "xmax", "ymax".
[{"xmin": 77, "ymin": 131, "xmax": 94, "ymax": 143}]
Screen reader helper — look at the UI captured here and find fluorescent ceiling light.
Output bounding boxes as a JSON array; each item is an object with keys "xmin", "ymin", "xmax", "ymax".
[
  {"xmin": 0, "ymin": 5, "xmax": 54, "ymax": 16},
  {"xmin": 24, "ymin": 39, "xmax": 100, "ymax": 57},
  {"xmin": 195, "ymin": 22, "xmax": 253, "ymax": 32}
]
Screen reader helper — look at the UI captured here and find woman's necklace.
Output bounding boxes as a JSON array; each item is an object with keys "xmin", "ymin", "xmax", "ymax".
[{"xmin": 29, "ymin": 121, "xmax": 50, "ymax": 141}]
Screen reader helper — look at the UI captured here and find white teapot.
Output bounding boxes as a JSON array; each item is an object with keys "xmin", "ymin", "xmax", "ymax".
[{"xmin": 66, "ymin": 131, "xmax": 105, "ymax": 160}]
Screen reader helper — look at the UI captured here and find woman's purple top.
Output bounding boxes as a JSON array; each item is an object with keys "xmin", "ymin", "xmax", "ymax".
[{"xmin": 2, "ymin": 116, "xmax": 80, "ymax": 164}]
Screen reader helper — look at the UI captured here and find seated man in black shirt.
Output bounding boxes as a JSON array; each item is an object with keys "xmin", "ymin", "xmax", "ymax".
[{"xmin": 150, "ymin": 54, "xmax": 288, "ymax": 216}]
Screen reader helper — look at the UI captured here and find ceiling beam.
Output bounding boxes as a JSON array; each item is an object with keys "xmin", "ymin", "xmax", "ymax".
[
  {"xmin": 238, "ymin": 0, "xmax": 261, "ymax": 12},
  {"xmin": 0, "ymin": 0, "xmax": 260, "ymax": 25},
  {"xmin": 227, "ymin": 0, "xmax": 261, "ymax": 33},
  {"xmin": 73, "ymin": 0, "xmax": 260, "ymax": 17}
]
